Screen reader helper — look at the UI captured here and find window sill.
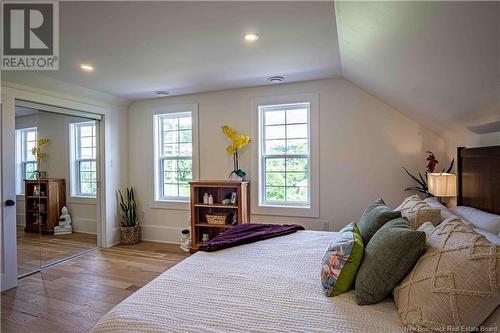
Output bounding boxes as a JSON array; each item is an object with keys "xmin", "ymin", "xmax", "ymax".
[
  {"xmin": 16, "ymin": 194, "xmax": 25, "ymax": 200},
  {"xmin": 150, "ymin": 200, "xmax": 190, "ymax": 211},
  {"xmin": 68, "ymin": 196, "xmax": 97, "ymax": 205},
  {"xmin": 252, "ymin": 203, "xmax": 319, "ymax": 218}
]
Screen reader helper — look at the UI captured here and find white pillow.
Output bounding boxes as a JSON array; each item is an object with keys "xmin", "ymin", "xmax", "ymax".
[
  {"xmin": 450, "ymin": 206, "xmax": 500, "ymax": 234},
  {"xmin": 423, "ymin": 197, "xmax": 457, "ymax": 222}
]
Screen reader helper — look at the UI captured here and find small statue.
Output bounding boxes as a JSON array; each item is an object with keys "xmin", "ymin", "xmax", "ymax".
[
  {"xmin": 180, "ymin": 229, "xmax": 191, "ymax": 252},
  {"xmin": 54, "ymin": 206, "xmax": 72, "ymax": 235}
]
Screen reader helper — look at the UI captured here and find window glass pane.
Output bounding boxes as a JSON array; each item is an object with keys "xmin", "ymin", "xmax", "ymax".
[
  {"xmin": 80, "ymin": 125, "xmax": 93, "ymax": 137},
  {"xmin": 81, "ymin": 148, "xmax": 94, "ymax": 159},
  {"xmin": 286, "ymin": 139, "xmax": 308, "ymax": 154},
  {"xmin": 81, "ymin": 137, "xmax": 94, "ymax": 148},
  {"xmin": 286, "ymin": 108, "xmax": 308, "ymax": 124},
  {"xmin": 163, "ymin": 131, "xmax": 178, "ymax": 143},
  {"xmin": 163, "ymin": 159, "xmax": 177, "ymax": 171},
  {"xmin": 163, "ymin": 118, "xmax": 177, "ymax": 131},
  {"xmin": 266, "ymin": 172, "xmax": 286, "ymax": 187},
  {"xmin": 164, "ymin": 184, "xmax": 178, "ymax": 196},
  {"xmin": 179, "ymin": 143, "xmax": 192, "ymax": 156},
  {"xmin": 178, "ymin": 117, "xmax": 191, "ymax": 130},
  {"xmin": 163, "ymin": 144, "xmax": 178, "ymax": 156},
  {"xmin": 286, "ymin": 124, "xmax": 308, "ymax": 139},
  {"xmin": 266, "ymin": 187, "xmax": 285, "ymax": 201},
  {"xmin": 265, "ymin": 158, "xmax": 285, "ymax": 171},
  {"xmin": 286, "ymin": 187, "xmax": 307, "ymax": 202},
  {"xmin": 265, "ymin": 110, "xmax": 285, "ymax": 125},
  {"xmin": 286, "ymin": 157, "xmax": 308, "ymax": 172},
  {"xmin": 287, "ymin": 172, "xmax": 308, "ymax": 187},
  {"xmin": 179, "ymin": 185, "xmax": 190, "ymax": 197},
  {"xmin": 265, "ymin": 139, "xmax": 286, "ymax": 155},
  {"xmin": 26, "ymin": 131, "xmax": 37, "ymax": 141},
  {"xmin": 265, "ymin": 125, "xmax": 285, "ymax": 140},
  {"xmin": 178, "ymin": 159, "xmax": 192, "ymax": 171},
  {"xmin": 178, "ymin": 130, "xmax": 192, "ymax": 143}
]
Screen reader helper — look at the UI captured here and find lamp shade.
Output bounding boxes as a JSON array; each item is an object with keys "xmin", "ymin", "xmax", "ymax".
[{"xmin": 427, "ymin": 173, "xmax": 457, "ymax": 197}]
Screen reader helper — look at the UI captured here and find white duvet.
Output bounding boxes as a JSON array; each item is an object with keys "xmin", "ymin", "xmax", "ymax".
[{"xmin": 92, "ymin": 231, "xmax": 404, "ymax": 333}]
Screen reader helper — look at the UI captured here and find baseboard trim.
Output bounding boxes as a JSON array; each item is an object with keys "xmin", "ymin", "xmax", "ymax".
[{"xmin": 140, "ymin": 225, "xmax": 184, "ymax": 244}]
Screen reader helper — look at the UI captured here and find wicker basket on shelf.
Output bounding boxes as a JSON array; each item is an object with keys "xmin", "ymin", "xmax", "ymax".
[{"xmin": 205, "ymin": 213, "xmax": 230, "ymax": 225}]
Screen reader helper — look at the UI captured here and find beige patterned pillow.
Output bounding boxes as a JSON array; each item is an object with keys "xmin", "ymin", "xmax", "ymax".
[
  {"xmin": 394, "ymin": 217, "xmax": 500, "ymax": 332},
  {"xmin": 395, "ymin": 195, "xmax": 441, "ymax": 229}
]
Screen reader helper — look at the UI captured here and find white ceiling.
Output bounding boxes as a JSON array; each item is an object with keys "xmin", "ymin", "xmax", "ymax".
[
  {"xmin": 28, "ymin": 1, "xmax": 341, "ymax": 100},
  {"xmin": 335, "ymin": 1, "xmax": 500, "ymax": 135}
]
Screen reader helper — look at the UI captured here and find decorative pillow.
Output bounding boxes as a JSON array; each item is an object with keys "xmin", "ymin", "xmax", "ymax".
[
  {"xmin": 394, "ymin": 217, "xmax": 500, "ymax": 332},
  {"xmin": 395, "ymin": 195, "xmax": 441, "ymax": 229},
  {"xmin": 417, "ymin": 221, "xmax": 435, "ymax": 240},
  {"xmin": 423, "ymin": 197, "xmax": 457, "ymax": 222},
  {"xmin": 355, "ymin": 217, "xmax": 426, "ymax": 305},
  {"xmin": 450, "ymin": 206, "xmax": 500, "ymax": 234},
  {"xmin": 321, "ymin": 223, "xmax": 364, "ymax": 297},
  {"xmin": 358, "ymin": 199, "xmax": 401, "ymax": 244}
]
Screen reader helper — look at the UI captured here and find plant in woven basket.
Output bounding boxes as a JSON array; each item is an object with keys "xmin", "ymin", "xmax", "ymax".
[
  {"xmin": 402, "ymin": 151, "xmax": 454, "ymax": 197},
  {"xmin": 118, "ymin": 187, "xmax": 138, "ymax": 228}
]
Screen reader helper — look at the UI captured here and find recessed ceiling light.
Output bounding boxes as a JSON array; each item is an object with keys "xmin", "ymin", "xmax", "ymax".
[
  {"xmin": 80, "ymin": 64, "xmax": 94, "ymax": 72},
  {"xmin": 243, "ymin": 33, "xmax": 259, "ymax": 42},
  {"xmin": 155, "ymin": 90, "xmax": 169, "ymax": 96},
  {"xmin": 267, "ymin": 76, "xmax": 285, "ymax": 83}
]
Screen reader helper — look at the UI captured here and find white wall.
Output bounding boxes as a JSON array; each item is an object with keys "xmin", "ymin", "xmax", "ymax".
[
  {"xmin": 128, "ymin": 78, "xmax": 446, "ymax": 243},
  {"xmin": 15, "ymin": 112, "xmax": 98, "ymax": 234}
]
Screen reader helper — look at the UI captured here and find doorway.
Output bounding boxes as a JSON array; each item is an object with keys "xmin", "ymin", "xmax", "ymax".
[{"xmin": 14, "ymin": 104, "xmax": 101, "ymax": 278}]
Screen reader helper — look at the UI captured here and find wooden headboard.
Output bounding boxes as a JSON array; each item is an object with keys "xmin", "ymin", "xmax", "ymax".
[{"xmin": 457, "ymin": 145, "xmax": 500, "ymax": 215}]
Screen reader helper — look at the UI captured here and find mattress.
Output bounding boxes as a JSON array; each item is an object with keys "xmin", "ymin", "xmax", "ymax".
[{"xmin": 92, "ymin": 231, "xmax": 405, "ymax": 333}]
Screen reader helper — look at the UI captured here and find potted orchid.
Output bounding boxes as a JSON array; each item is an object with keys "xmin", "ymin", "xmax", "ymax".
[
  {"xmin": 31, "ymin": 137, "xmax": 49, "ymax": 179},
  {"xmin": 222, "ymin": 126, "xmax": 251, "ymax": 180}
]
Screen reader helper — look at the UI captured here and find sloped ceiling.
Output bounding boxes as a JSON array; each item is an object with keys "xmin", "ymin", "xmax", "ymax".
[{"xmin": 335, "ymin": 1, "xmax": 500, "ymax": 135}]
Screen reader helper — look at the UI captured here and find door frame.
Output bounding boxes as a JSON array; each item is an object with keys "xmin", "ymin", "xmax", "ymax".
[{"xmin": 1, "ymin": 84, "xmax": 115, "ymax": 291}]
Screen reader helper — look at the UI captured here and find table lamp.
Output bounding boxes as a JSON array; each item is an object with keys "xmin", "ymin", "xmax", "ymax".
[{"xmin": 427, "ymin": 173, "xmax": 457, "ymax": 203}]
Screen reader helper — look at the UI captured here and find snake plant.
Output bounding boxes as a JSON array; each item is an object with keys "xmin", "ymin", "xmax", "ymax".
[{"xmin": 118, "ymin": 187, "xmax": 138, "ymax": 228}]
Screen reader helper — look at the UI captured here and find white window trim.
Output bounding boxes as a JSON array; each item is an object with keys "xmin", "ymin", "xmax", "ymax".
[
  {"xmin": 15, "ymin": 126, "xmax": 38, "ymax": 196},
  {"xmin": 69, "ymin": 121, "xmax": 97, "ymax": 199},
  {"xmin": 151, "ymin": 103, "xmax": 199, "ymax": 210},
  {"xmin": 250, "ymin": 93, "xmax": 319, "ymax": 218}
]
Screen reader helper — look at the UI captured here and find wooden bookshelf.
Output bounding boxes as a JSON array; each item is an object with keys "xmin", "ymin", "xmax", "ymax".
[
  {"xmin": 190, "ymin": 180, "xmax": 250, "ymax": 252},
  {"xmin": 24, "ymin": 178, "xmax": 66, "ymax": 235}
]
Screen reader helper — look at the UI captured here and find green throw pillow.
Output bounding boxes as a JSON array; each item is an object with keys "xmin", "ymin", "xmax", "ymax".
[
  {"xmin": 358, "ymin": 199, "xmax": 401, "ymax": 244},
  {"xmin": 321, "ymin": 223, "xmax": 364, "ymax": 297},
  {"xmin": 354, "ymin": 217, "xmax": 426, "ymax": 305}
]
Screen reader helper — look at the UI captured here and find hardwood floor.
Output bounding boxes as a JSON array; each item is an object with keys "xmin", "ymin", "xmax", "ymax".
[
  {"xmin": 2, "ymin": 242, "xmax": 189, "ymax": 333},
  {"xmin": 17, "ymin": 226, "xmax": 98, "ymax": 276}
]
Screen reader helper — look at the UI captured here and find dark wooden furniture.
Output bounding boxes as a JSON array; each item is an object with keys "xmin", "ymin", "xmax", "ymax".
[
  {"xmin": 189, "ymin": 180, "xmax": 250, "ymax": 252},
  {"xmin": 457, "ymin": 146, "xmax": 500, "ymax": 215},
  {"xmin": 24, "ymin": 178, "xmax": 66, "ymax": 235}
]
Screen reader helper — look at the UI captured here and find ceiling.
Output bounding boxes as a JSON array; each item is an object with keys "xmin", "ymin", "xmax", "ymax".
[
  {"xmin": 3, "ymin": 1, "xmax": 499, "ymax": 136},
  {"xmin": 21, "ymin": 1, "xmax": 341, "ymax": 100},
  {"xmin": 335, "ymin": 1, "xmax": 500, "ymax": 135}
]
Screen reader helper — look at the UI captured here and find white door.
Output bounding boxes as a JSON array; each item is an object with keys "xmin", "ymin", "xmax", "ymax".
[{"xmin": 1, "ymin": 94, "xmax": 18, "ymax": 291}]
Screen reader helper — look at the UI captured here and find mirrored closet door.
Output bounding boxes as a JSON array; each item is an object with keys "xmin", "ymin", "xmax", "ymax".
[{"xmin": 15, "ymin": 103, "xmax": 100, "ymax": 278}]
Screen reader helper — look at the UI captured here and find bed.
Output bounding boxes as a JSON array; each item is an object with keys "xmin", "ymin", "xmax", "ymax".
[
  {"xmin": 92, "ymin": 230, "xmax": 405, "ymax": 333},
  {"xmin": 93, "ymin": 145, "xmax": 499, "ymax": 333}
]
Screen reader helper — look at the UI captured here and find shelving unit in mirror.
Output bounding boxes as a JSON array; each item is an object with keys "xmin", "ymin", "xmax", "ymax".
[{"xmin": 189, "ymin": 180, "xmax": 250, "ymax": 252}]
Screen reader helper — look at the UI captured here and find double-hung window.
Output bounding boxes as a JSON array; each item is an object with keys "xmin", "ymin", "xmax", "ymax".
[
  {"xmin": 154, "ymin": 112, "xmax": 194, "ymax": 201},
  {"xmin": 251, "ymin": 93, "xmax": 319, "ymax": 217},
  {"xmin": 15, "ymin": 127, "xmax": 38, "ymax": 194},
  {"xmin": 260, "ymin": 103, "xmax": 311, "ymax": 206},
  {"xmin": 70, "ymin": 121, "xmax": 97, "ymax": 197}
]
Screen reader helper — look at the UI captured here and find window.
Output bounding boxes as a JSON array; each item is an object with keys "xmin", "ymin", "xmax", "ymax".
[
  {"xmin": 251, "ymin": 93, "xmax": 319, "ymax": 217},
  {"xmin": 15, "ymin": 127, "xmax": 37, "ymax": 194},
  {"xmin": 70, "ymin": 121, "xmax": 97, "ymax": 197},
  {"xmin": 154, "ymin": 112, "xmax": 193, "ymax": 201},
  {"xmin": 260, "ymin": 103, "xmax": 310, "ymax": 206}
]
